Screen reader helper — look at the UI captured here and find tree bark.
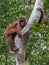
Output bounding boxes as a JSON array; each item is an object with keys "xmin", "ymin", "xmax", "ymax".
[{"xmin": 14, "ymin": 0, "xmax": 43, "ymax": 65}]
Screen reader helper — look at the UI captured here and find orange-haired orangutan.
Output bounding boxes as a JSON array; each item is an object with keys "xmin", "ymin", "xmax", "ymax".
[{"xmin": 4, "ymin": 16, "xmax": 27, "ymax": 52}]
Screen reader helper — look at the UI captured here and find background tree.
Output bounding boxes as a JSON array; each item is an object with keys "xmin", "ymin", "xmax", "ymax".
[{"xmin": 0, "ymin": 0, "xmax": 49, "ymax": 65}]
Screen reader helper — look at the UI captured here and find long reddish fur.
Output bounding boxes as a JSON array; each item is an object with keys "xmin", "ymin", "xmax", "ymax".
[{"xmin": 4, "ymin": 16, "xmax": 27, "ymax": 52}]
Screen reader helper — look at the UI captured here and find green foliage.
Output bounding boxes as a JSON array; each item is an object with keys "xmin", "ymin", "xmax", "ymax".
[
  {"xmin": 0, "ymin": 0, "xmax": 49, "ymax": 65},
  {"xmin": 26, "ymin": 24, "xmax": 49, "ymax": 65}
]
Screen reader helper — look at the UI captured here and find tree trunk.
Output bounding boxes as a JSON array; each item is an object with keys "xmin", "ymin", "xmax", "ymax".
[
  {"xmin": 14, "ymin": 0, "xmax": 43, "ymax": 65},
  {"xmin": 15, "ymin": 33, "xmax": 29, "ymax": 65}
]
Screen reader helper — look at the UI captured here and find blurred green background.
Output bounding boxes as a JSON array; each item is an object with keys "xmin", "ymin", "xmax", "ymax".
[{"xmin": 0, "ymin": 0, "xmax": 49, "ymax": 65}]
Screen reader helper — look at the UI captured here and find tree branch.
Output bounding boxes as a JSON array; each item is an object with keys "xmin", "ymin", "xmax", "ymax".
[{"xmin": 21, "ymin": 0, "xmax": 43, "ymax": 35}]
